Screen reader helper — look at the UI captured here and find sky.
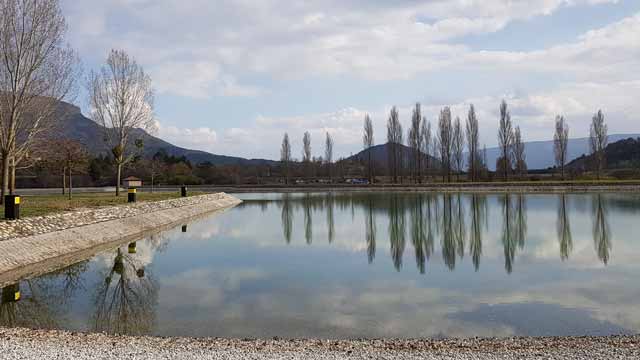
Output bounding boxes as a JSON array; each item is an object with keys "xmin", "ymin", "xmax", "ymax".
[{"xmin": 61, "ymin": 0, "xmax": 640, "ymax": 160}]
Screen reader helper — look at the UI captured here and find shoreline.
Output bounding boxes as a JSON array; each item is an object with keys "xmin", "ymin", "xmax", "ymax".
[
  {"xmin": 0, "ymin": 193, "xmax": 242, "ymax": 287},
  {"xmin": 151, "ymin": 182, "xmax": 640, "ymax": 194},
  {"xmin": 0, "ymin": 327, "xmax": 638, "ymax": 359}
]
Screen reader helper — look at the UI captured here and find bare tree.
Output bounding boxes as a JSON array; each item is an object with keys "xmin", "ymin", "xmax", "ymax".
[
  {"xmin": 420, "ymin": 118, "xmax": 431, "ymax": 182},
  {"xmin": 553, "ymin": 115, "xmax": 569, "ymax": 179},
  {"xmin": 466, "ymin": 104, "xmax": 480, "ymax": 181},
  {"xmin": 302, "ymin": 131, "xmax": 311, "ymax": 178},
  {"xmin": 589, "ymin": 110, "xmax": 608, "ymax": 180},
  {"xmin": 386, "ymin": 106, "xmax": 402, "ymax": 183},
  {"xmin": 88, "ymin": 49, "xmax": 154, "ymax": 196},
  {"xmin": 452, "ymin": 116, "xmax": 464, "ymax": 181},
  {"xmin": 512, "ymin": 126, "xmax": 527, "ymax": 178},
  {"xmin": 408, "ymin": 103, "xmax": 422, "ymax": 183},
  {"xmin": 497, "ymin": 100, "xmax": 514, "ymax": 179},
  {"xmin": 57, "ymin": 139, "xmax": 88, "ymax": 199},
  {"xmin": 280, "ymin": 133, "xmax": 291, "ymax": 184},
  {"xmin": 324, "ymin": 132, "xmax": 333, "ymax": 180},
  {"xmin": 0, "ymin": 0, "xmax": 80, "ymax": 201},
  {"xmin": 438, "ymin": 107, "xmax": 453, "ymax": 182},
  {"xmin": 363, "ymin": 114, "xmax": 374, "ymax": 183}
]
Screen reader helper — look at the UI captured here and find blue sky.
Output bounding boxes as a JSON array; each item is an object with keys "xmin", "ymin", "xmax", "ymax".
[{"xmin": 62, "ymin": 0, "xmax": 640, "ymax": 160}]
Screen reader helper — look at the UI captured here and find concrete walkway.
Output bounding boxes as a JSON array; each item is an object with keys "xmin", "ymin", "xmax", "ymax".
[{"xmin": 0, "ymin": 193, "xmax": 241, "ymax": 287}]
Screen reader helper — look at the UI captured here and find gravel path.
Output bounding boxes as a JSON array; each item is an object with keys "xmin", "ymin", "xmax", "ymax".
[{"xmin": 0, "ymin": 328, "xmax": 638, "ymax": 359}]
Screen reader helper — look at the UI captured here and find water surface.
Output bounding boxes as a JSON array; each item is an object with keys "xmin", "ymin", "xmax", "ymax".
[{"xmin": 1, "ymin": 192, "xmax": 639, "ymax": 339}]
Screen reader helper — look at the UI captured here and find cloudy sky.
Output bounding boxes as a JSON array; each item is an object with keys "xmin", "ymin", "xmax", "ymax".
[{"xmin": 61, "ymin": 0, "xmax": 640, "ymax": 160}]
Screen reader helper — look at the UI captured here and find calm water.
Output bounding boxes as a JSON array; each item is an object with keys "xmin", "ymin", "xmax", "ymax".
[{"xmin": 1, "ymin": 192, "xmax": 639, "ymax": 339}]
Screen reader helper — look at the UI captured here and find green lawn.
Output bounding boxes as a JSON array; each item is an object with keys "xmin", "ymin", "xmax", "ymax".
[{"xmin": 6, "ymin": 191, "xmax": 204, "ymax": 219}]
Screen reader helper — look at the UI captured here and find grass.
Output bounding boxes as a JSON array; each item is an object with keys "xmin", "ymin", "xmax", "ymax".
[{"xmin": 6, "ymin": 191, "xmax": 205, "ymax": 219}]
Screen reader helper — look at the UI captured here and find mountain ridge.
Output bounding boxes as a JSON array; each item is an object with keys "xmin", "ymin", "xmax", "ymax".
[{"xmin": 52, "ymin": 101, "xmax": 276, "ymax": 166}]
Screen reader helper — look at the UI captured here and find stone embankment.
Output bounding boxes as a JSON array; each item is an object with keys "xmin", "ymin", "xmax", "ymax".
[
  {"xmin": 0, "ymin": 193, "xmax": 241, "ymax": 286},
  {"xmin": 0, "ymin": 328, "xmax": 638, "ymax": 359}
]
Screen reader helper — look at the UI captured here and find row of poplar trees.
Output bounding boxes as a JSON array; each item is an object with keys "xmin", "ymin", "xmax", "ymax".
[{"xmin": 281, "ymin": 100, "xmax": 610, "ymax": 184}]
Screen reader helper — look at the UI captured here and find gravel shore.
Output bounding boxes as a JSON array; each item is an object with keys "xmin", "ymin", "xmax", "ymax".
[{"xmin": 0, "ymin": 328, "xmax": 638, "ymax": 359}]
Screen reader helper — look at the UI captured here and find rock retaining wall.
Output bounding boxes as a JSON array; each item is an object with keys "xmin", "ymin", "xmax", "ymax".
[{"xmin": 0, "ymin": 193, "xmax": 241, "ymax": 286}]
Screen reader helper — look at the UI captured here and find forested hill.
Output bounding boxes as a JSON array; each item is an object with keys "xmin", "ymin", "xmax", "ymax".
[
  {"xmin": 346, "ymin": 143, "xmax": 441, "ymax": 168},
  {"xmin": 567, "ymin": 137, "xmax": 640, "ymax": 171},
  {"xmin": 51, "ymin": 101, "xmax": 276, "ymax": 166}
]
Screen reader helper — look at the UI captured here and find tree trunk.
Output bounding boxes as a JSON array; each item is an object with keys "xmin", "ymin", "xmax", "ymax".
[
  {"xmin": 10, "ymin": 157, "xmax": 16, "ymax": 195},
  {"xmin": 116, "ymin": 162, "xmax": 122, "ymax": 196},
  {"xmin": 68, "ymin": 166, "xmax": 73, "ymax": 200},
  {"xmin": 62, "ymin": 167, "xmax": 66, "ymax": 195},
  {"xmin": 1, "ymin": 151, "xmax": 9, "ymax": 205}
]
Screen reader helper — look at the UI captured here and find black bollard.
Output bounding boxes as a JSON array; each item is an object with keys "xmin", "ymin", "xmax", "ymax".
[
  {"xmin": 4, "ymin": 195, "xmax": 20, "ymax": 220},
  {"xmin": 181, "ymin": 225, "xmax": 187, "ymax": 233},
  {"xmin": 181, "ymin": 186, "xmax": 187, "ymax": 197},
  {"xmin": 128, "ymin": 188, "xmax": 137, "ymax": 203},
  {"xmin": 1, "ymin": 283, "xmax": 20, "ymax": 303}
]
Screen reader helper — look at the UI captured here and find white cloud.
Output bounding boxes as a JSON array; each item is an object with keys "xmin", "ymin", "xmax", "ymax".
[{"xmin": 156, "ymin": 120, "xmax": 218, "ymax": 152}]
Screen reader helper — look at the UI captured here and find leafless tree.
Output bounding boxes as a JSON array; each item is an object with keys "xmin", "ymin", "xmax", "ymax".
[
  {"xmin": 420, "ymin": 118, "xmax": 431, "ymax": 182},
  {"xmin": 0, "ymin": 0, "xmax": 80, "ymax": 201},
  {"xmin": 497, "ymin": 100, "xmax": 514, "ymax": 179},
  {"xmin": 88, "ymin": 49, "xmax": 154, "ymax": 197},
  {"xmin": 280, "ymin": 132, "xmax": 291, "ymax": 184},
  {"xmin": 363, "ymin": 114, "xmax": 374, "ymax": 183},
  {"xmin": 589, "ymin": 110, "xmax": 608, "ymax": 180},
  {"xmin": 48, "ymin": 139, "xmax": 88, "ymax": 199},
  {"xmin": 438, "ymin": 107, "xmax": 453, "ymax": 182},
  {"xmin": 386, "ymin": 106, "xmax": 403, "ymax": 183},
  {"xmin": 553, "ymin": 115, "xmax": 569, "ymax": 179},
  {"xmin": 466, "ymin": 104, "xmax": 480, "ymax": 181},
  {"xmin": 302, "ymin": 131, "xmax": 311, "ymax": 177},
  {"xmin": 408, "ymin": 103, "xmax": 422, "ymax": 183},
  {"xmin": 324, "ymin": 132, "xmax": 333, "ymax": 180},
  {"xmin": 452, "ymin": 116, "xmax": 464, "ymax": 181},
  {"xmin": 512, "ymin": 126, "xmax": 527, "ymax": 178}
]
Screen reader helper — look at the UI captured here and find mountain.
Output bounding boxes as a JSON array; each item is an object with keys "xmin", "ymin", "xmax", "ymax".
[
  {"xmin": 52, "ymin": 101, "xmax": 276, "ymax": 166},
  {"xmin": 346, "ymin": 143, "xmax": 439, "ymax": 167},
  {"xmin": 567, "ymin": 137, "xmax": 640, "ymax": 171},
  {"xmin": 482, "ymin": 134, "xmax": 640, "ymax": 170}
]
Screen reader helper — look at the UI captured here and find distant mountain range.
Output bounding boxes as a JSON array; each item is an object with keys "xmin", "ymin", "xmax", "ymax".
[
  {"xmin": 52, "ymin": 101, "xmax": 276, "ymax": 166},
  {"xmin": 52, "ymin": 100, "xmax": 638, "ymax": 171},
  {"xmin": 567, "ymin": 137, "xmax": 640, "ymax": 171},
  {"xmin": 483, "ymin": 134, "xmax": 640, "ymax": 170}
]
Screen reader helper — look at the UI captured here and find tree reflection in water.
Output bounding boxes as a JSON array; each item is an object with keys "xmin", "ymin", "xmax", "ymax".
[
  {"xmin": 364, "ymin": 196, "xmax": 376, "ymax": 264},
  {"xmin": 281, "ymin": 193, "xmax": 293, "ymax": 244},
  {"xmin": 469, "ymin": 194, "xmax": 487, "ymax": 271},
  {"xmin": 441, "ymin": 194, "xmax": 456, "ymax": 270},
  {"xmin": 454, "ymin": 194, "xmax": 466, "ymax": 260},
  {"xmin": 304, "ymin": 193, "xmax": 313, "ymax": 244},
  {"xmin": 592, "ymin": 194, "xmax": 611, "ymax": 265},
  {"xmin": 326, "ymin": 192, "xmax": 335, "ymax": 243},
  {"xmin": 265, "ymin": 192, "xmax": 619, "ymax": 273},
  {"xmin": 410, "ymin": 195, "xmax": 428, "ymax": 273},
  {"xmin": 0, "ymin": 261, "xmax": 88, "ymax": 329},
  {"xmin": 388, "ymin": 194, "xmax": 406, "ymax": 271},
  {"xmin": 557, "ymin": 194, "xmax": 573, "ymax": 261},
  {"xmin": 92, "ymin": 245, "xmax": 158, "ymax": 335},
  {"xmin": 501, "ymin": 194, "xmax": 528, "ymax": 274}
]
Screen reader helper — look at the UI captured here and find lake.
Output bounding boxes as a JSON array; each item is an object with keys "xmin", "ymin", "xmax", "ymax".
[{"xmin": 1, "ymin": 192, "xmax": 639, "ymax": 339}]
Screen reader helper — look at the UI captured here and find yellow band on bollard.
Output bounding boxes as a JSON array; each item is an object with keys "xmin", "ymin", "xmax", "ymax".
[
  {"xmin": 14, "ymin": 291, "xmax": 20, "ymax": 301},
  {"xmin": 14, "ymin": 196, "xmax": 20, "ymax": 204},
  {"xmin": 128, "ymin": 188, "xmax": 137, "ymax": 194}
]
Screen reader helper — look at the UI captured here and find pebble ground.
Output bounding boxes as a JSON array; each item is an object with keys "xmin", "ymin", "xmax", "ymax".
[{"xmin": 0, "ymin": 328, "xmax": 638, "ymax": 359}]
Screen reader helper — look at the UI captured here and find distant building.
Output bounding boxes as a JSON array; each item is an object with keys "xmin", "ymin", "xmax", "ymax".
[{"xmin": 122, "ymin": 176, "xmax": 142, "ymax": 188}]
